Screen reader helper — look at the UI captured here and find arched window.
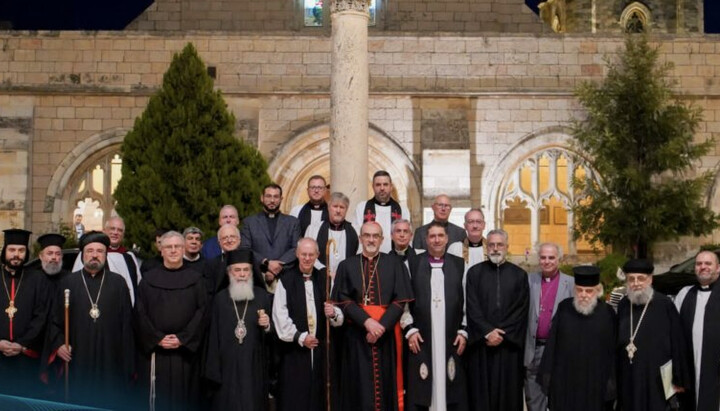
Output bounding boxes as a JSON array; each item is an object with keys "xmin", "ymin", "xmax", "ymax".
[
  {"xmin": 498, "ymin": 148, "xmax": 600, "ymax": 256},
  {"xmin": 66, "ymin": 147, "xmax": 123, "ymax": 231},
  {"xmin": 620, "ymin": 2, "xmax": 650, "ymax": 33}
]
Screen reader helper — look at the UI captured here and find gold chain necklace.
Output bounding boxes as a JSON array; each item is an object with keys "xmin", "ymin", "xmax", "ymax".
[
  {"xmin": 231, "ymin": 295, "xmax": 250, "ymax": 344},
  {"xmin": 360, "ymin": 255, "xmax": 379, "ymax": 305},
  {"xmin": 1, "ymin": 267, "xmax": 23, "ymax": 320},
  {"xmin": 626, "ymin": 294, "xmax": 652, "ymax": 363},
  {"xmin": 80, "ymin": 270, "xmax": 105, "ymax": 322}
]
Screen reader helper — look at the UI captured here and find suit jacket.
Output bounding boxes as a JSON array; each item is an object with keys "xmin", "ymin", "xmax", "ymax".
[
  {"xmin": 524, "ymin": 271, "xmax": 574, "ymax": 367},
  {"xmin": 240, "ymin": 212, "xmax": 301, "ymax": 269}
]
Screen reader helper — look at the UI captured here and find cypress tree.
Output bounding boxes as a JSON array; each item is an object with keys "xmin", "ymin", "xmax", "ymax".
[
  {"xmin": 572, "ymin": 36, "xmax": 718, "ymax": 258},
  {"xmin": 114, "ymin": 43, "xmax": 270, "ymax": 254}
]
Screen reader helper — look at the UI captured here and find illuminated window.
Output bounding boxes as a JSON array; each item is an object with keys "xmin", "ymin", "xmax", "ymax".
[
  {"xmin": 499, "ymin": 148, "xmax": 600, "ymax": 256},
  {"xmin": 620, "ymin": 2, "xmax": 650, "ymax": 34},
  {"xmin": 68, "ymin": 149, "xmax": 123, "ymax": 231}
]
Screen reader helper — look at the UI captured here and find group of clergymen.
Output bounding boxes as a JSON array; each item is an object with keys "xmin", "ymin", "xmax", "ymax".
[{"xmin": 0, "ymin": 169, "xmax": 718, "ymax": 411}]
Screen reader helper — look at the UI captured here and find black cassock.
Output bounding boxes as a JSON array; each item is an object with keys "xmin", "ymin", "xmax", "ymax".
[
  {"xmin": 538, "ymin": 298, "xmax": 616, "ymax": 411},
  {"xmin": 331, "ymin": 253, "xmax": 413, "ymax": 411},
  {"xmin": 204, "ymin": 287, "xmax": 272, "ymax": 411},
  {"xmin": 45, "ymin": 269, "xmax": 135, "ymax": 409},
  {"xmin": 616, "ymin": 293, "xmax": 692, "ymax": 411},
  {"xmin": 406, "ymin": 253, "xmax": 468, "ymax": 411},
  {"xmin": 465, "ymin": 260, "xmax": 529, "ymax": 411},
  {"xmin": 678, "ymin": 283, "xmax": 720, "ymax": 411},
  {"xmin": 276, "ymin": 267, "xmax": 329, "ymax": 411},
  {"xmin": 134, "ymin": 265, "xmax": 207, "ymax": 410},
  {"xmin": 0, "ymin": 268, "xmax": 50, "ymax": 397}
]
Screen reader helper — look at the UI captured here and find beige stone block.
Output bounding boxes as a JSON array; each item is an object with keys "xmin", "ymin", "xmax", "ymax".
[
  {"xmin": 82, "ymin": 119, "xmax": 102, "ymax": 131},
  {"xmin": 56, "ymin": 107, "xmax": 75, "ymax": 119}
]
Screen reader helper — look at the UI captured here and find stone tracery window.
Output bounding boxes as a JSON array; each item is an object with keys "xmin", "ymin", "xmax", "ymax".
[
  {"xmin": 66, "ymin": 147, "xmax": 123, "ymax": 231},
  {"xmin": 499, "ymin": 148, "xmax": 599, "ymax": 256},
  {"xmin": 620, "ymin": 2, "xmax": 650, "ymax": 34}
]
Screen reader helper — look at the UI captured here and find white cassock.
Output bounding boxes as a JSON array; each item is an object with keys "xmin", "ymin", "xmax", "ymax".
[
  {"xmin": 291, "ymin": 204, "xmax": 325, "ymax": 227},
  {"xmin": 72, "ymin": 251, "xmax": 141, "ymax": 306},
  {"xmin": 674, "ymin": 285, "xmax": 712, "ymax": 405},
  {"xmin": 273, "ymin": 276, "xmax": 344, "ymax": 366},
  {"xmin": 354, "ymin": 202, "xmax": 410, "ymax": 254},
  {"xmin": 305, "ymin": 222, "xmax": 351, "ymax": 275}
]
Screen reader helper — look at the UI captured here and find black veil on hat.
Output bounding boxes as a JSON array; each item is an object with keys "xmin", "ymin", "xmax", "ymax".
[
  {"xmin": 79, "ymin": 231, "xmax": 110, "ymax": 252},
  {"xmin": 38, "ymin": 233, "xmax": 66, "ymax": 250}
]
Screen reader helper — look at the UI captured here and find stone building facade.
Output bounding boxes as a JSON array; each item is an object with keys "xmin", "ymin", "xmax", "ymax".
[{"xmin": 0, "ymin": 0, "xmax": 718, "ymax": 266}]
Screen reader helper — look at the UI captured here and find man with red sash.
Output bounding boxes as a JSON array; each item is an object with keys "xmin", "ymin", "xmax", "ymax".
[
  {"xmin": 332, "ymin": 222, "xmax": 413, "ymax": 411},
  {"xmin": 0, "ymin": 229, "xmax": 50, "ymax": 397}
]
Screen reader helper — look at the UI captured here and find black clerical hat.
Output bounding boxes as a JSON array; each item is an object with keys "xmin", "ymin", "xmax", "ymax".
[
  {"xmin": 2, "ymin": 229, "xmax": 32, "ymax": 246},
  {"xmin": 37, "ymin": 233, "xmax": 66, "ymax": 250},
  {"xmin": 226, "ymin": 248, "xmax": 253, "ymax": 266},
  {"xmin": 622, "ymin": 259, "xmax": 654, "ymax": 275},
  {"xmin": 573, "ymin": 265, "xmax": 600, "ymax": 286},
  {"xmin": 79, "ymin": 231, "xmax": 110, "ymax": 251}
]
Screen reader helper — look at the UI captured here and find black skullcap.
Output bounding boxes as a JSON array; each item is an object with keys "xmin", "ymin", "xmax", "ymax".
[
  {"xmin": 79, "ymin": 231, "xmax": 110, "ymax": 251},
  {"xmin": 573, "ymin": 265, "xmax": 601, "ymax": 287},
  {"xmin": 37, "ymin": 233, "xmax": 66, "ymax": 250},
  {"xmin": 622, "ymin": 258, "xmax": 654, "ymax": 275},
  {"xmin": 226, "ymin": 248, "xmax": 253, "ymax": 266},
  {"xmin": 3, "ymin": 229, "xmax": 32, "ymax": 247}
]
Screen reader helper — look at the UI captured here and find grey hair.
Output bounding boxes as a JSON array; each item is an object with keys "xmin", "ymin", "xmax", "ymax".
[
  {"xmin": 329, "ymin": 192, "xmax": 350, "ymax": 207},
  {"xmin": 464, "ymin": 208, "xmax": 485, "ymax": 221},
  {"xmin": 391, "ymin": 218, "xmax": 413, "ymax": 232},
  {"xmin": 297, "ymin": 237, "xmax": 320, "ymax": 254},
  {"xmin": 217, "ymin": 224, "xmax": 240, "ymax": 238},
  {"xmin": 160, "ymin": 230, "xmax": 184, "ymax": 245},
  {"xmin": 486, "ymin": 228, "xmax": 509, "ymax": 244},
  {"xmin": 183, "ymin": 226, "xmax": 204, "ymax": 237},
  {"xmin": 536, "ymin": 242, "xmax": 563, "ymax": 259},
  {"xmin": 104, "ymin": 215, "xmax": 125, "ymax": 229}
]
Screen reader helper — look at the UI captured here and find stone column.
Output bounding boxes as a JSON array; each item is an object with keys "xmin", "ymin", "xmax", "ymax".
[{"xmin": 330, "ymin": 0, "xmax": 370, "ymax": 209}]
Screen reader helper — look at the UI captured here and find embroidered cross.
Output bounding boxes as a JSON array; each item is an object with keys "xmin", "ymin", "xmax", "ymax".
[
  {"xmin": 391, "ymin": 211, "xmax": 402, "ymax": 221},
  {"xmin": 364, "ymin": 209, "xmax": 376, "ymax": 223}
]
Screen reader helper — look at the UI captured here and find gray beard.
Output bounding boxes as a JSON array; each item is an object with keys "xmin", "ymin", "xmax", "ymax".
[
  {"xmin": 573, "ymin": 295, "xmax": 598, "ymax": 316},
  {"xmin": 42, "ymin": 261, "xmax": 63, "ymax": 276},
  {"xmin": 229, "ymin": 280, "xmax": 254, "ymax": 302},
  {"xmin": 627, "ymin": 286, "xmax": 654, "ymax": 306},
  {"xmin": 83, "ymin": 260, "xmax": 105, "ymax": 272},
  {"xmin": 488, "ymin": 253, "xmax": 505, "ymax": 265}
]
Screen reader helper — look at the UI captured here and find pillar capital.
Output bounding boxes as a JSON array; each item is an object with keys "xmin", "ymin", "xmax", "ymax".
[{"xmin": 331, "ymin": 0, "xmax": 370, "ymax": 14}]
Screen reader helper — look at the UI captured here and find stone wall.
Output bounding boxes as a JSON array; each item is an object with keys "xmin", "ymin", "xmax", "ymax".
[
  {"xmin": 127, "ymin": 0, "xmax": 546, "ymax": 33},
  {"xmin": 1, "ymin": 31, "xmax": 719, "ymax": 264}
]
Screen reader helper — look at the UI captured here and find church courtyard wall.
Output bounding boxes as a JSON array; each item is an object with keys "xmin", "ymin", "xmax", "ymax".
[{"xmin": 0, "ymin": 31, "xmax": 719, "ymax": 265}]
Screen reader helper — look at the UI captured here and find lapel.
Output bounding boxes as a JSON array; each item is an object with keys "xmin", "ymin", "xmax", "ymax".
[
  {"xmin": 530, "ymin": 273, "xmax": 541, "ymax": 318},
  {"xmin": 258, "ymin": 214, "xmax": 273, "ymax": 244}
]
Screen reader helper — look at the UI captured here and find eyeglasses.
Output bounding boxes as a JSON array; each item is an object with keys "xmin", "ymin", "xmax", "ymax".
[
  {"xmin": 220, "ymin": 235, "xmax": 239, "ymax": 242},
  {"xmin": 361, "ymin": 233, "xmax": 382, "ymax": 240},
  {"xmin": 466, "ymin": 219, "xmax": 484, "ymax": 225}
]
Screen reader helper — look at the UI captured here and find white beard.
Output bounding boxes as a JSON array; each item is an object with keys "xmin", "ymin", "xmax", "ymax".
[
  {"xmin": 627, "ymin": 286, "xmax": 654, "ymax": 306},
  {"xmin": 42, "ymin": 261, "xmax": 63, "ymax": 276},
  {"xmin": 229, "ymin": 279, "xmax": 254, "ymax": 302},
  {"xmin": 573, "ymin": 295, "xmax": 598, "ymax": 316},
  {"xmin": 488, "ymin": 253, "xmax": 506, "ymax": 265}
]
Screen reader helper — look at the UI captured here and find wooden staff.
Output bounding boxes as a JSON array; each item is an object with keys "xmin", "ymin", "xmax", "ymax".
[
  {"xmin": 325, "ymin": 238, "xmax": 337, "ymax": 411},
  {"xmin": 63, "ymin": 289, "xmax": 70, "ymax": 402}
]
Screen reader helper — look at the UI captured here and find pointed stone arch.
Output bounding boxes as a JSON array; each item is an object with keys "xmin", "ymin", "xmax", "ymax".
[
  {"xmin": 484, "ymin": 126, "xmax": 601, "ymax": 257},
  {"xmin": 268, "ymin": 121, "xmax": 422, "ymax": 224},
  {"xmin": 45, "ymin": 127, "xmax": 129, "ymax": 224}
]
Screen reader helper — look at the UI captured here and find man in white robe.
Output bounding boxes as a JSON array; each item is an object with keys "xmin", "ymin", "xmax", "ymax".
[
  {"xmin": 447, "ymin": 208, "xmax": 485, "ymax": 270},
  {"xmin": 404, "ymin": 222, "xmax": 468, "ymax": 411}
]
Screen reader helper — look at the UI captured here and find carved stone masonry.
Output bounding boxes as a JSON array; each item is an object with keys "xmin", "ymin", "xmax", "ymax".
[{"xmin": 331, "ymin": 0, "xmax": 370, "ymax": 14}]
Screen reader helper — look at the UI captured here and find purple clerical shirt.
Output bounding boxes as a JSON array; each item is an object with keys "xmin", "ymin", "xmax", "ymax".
[{"xmin": 535, "ymin": 271, "xmax": 560, "ymax": 340}]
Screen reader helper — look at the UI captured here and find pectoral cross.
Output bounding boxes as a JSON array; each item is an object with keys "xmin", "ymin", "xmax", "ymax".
[
  {"xmin": 432, "ymin": 295, "xmax": 443, "ymax": 309},
  {"xmin": 626, "ymin": 342, "xmax": 637, "ymax": 363},
  {"xmin": 364, "ymin": 295, "xmax": 371, "ymax": 305},
  {"xmin": 5, "ymin": 300, "xmax": 16, "ymax": 319}
]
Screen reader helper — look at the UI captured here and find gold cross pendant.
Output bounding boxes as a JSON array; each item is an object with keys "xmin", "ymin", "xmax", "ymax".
[{"xmin": 5, "ymin": 300, "xmax": 17, "ymax": 319}]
